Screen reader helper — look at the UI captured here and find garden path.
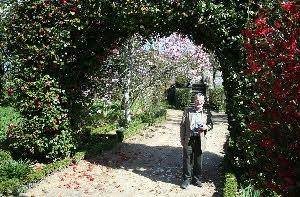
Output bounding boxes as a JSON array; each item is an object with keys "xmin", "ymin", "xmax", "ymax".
[{"xmin": 19, "ymin": 109, "xmax": 229, "ymax": 197}]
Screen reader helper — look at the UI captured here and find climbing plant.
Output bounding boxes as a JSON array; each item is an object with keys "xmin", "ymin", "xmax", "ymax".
[
  {"xmin": 0, "ymin": 0, "xmax": 120, "ymax": 161},
  {"xmin": 0, "ymin": 0, "xmax": 249, "ymax": 162},
  {"xmin": 241, "ymin": 1, "xmax": 299, "ymax": 196},
  {"xmin": 7, "ymin": 1, "xmax": 300, "ymax": 196}
]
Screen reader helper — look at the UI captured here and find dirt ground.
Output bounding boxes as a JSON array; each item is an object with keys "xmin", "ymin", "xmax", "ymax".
[{"xmin": 19, "ymin": 109, "xmax": 229, "ymax": 197}]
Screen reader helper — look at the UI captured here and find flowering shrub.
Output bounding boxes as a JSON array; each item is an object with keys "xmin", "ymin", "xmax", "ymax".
[
  {"xmin": 0, "ymin": 0, "xmax": 251, "ymax": 166},
  {"xmin": 241, "ymin": 1, "xmax": 299, "ymax": 196},
  {"xmin": 0, "ymin": 0, "xmax": 119, "ymax": 161},
  {"xmin": 5, "ymin": 75, "xmax": 74, "ymax": 161}
]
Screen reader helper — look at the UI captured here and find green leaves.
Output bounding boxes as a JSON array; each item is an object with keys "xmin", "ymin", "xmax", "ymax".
[
  {"xmin": 0, "ymin": 106, "xmax": 21, "ymax": 143},
  {"xmin": 239, "ymin": 1, "xmax": 300, "ymax": 196},
  {"xmin": 0, "ymin": 0, "xmax": 251, "ymax": 165}
]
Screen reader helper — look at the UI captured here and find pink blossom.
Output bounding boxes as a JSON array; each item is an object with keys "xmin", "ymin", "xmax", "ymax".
[
  {"xmin": 9, "ymin": 123, "xmax": 14, "ymax": 129},
  {"xmin": 111, "ymin": 78, "xmax": 118, "ymax": 83},
  {"xmin": 113, "ymin": 48, "xmax": 119, "ymax": 55}
]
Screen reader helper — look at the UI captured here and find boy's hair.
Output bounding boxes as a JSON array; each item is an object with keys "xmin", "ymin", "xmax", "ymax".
[{"xmin": 194, "ymin": 93, "xmax": 204, "ymax": 100}]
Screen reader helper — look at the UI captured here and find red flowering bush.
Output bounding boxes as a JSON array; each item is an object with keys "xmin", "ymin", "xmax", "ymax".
[
  {"xmin": 0, "ymin": 0, "xmax": 116, "ymax": 161},
  {"xmin": 6, "ymin": 75, "xmax": 74, "ymax": 161},
  {"xmin": 242, "ymin": 1, "xmax": 299, "ymax": 196},
  {"xmin": 0, "ymin": 0, "xmax": 245, "ymax": 162},
  {"xmin": 0, "ymin": 0, "xmax": 255, "ymax": 170}
]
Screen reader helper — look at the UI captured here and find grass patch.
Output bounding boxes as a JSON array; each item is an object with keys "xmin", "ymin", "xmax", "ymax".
[
  {"xmin": 223, "ymin": 137, "xmax": 238, "ymax": 197},
  {"xmin": 0, "ymin": 150, "xmax": 83, "ymax": 196},
  {"xmin": 0, "ymin": 105, "xmax": 21, "ymax": 143}
]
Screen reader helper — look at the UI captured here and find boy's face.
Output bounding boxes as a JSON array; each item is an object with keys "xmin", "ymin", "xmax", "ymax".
[{"xmin": 194, "ymin": 96, "xmax": 205, "ymax": 108}]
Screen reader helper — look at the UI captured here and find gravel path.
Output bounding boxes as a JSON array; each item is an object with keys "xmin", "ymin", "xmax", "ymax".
[{"xmin": 19, "ymin": 109, "xmax": 229, "ymax": 197}]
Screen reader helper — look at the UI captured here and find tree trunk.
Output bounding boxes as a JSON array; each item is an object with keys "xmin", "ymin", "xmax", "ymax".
[
  {"xmin": 124, "ymin": 54, "xmax": 133, "ymax": 125},
  {"xmin": 124, "ymin": 85, "xmax": 131, "ymax": 124}
]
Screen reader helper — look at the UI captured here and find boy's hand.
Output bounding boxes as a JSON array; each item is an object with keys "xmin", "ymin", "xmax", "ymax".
[
  {"xmin": 198, "ymin": 124, "xmax": 207, "ymax": 131},
  {"xmin": 181, "ymin": 140, "xmax": 184, "ymax": 146}
]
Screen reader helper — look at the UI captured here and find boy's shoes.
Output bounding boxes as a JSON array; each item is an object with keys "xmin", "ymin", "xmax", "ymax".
[
  {"xmin": 180, "ymin": 180, "xmax": 191, "ymax": 189},
  {"xmin": 193, "ymin": 180, "xmax": 203, "ymax": 187}
]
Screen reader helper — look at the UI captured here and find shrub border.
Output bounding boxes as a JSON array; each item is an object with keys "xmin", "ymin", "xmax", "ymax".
[{"xmin": 15, "ymin": 109, "xmax": 167, "ymax": 195}]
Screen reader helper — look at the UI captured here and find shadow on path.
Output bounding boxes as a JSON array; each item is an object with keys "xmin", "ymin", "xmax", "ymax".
[
  {"xmin": 17, "ymin": 109, "xmax": 228, "ymax": 197},
  {"xmin": 87, "ymin": 143, "xmax": 224, "ymax": 196},
  {"xmin": 83, "ymin": 110, "xmax": 228, "ymax": 196}
]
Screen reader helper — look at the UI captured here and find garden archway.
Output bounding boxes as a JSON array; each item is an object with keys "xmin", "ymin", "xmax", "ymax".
[
  {"xmin": 2, "ymin": 1, "xmax": 299, "ymax": 196},
  {"xmin": 0, "ymin": 0, "xmax": 248, "ymax": 165}
]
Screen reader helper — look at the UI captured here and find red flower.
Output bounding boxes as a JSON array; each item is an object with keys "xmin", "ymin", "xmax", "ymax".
[
  {"xmin": 250, "ymin": 63, "xmax": 262, "ymax": 72},
  {"xmin": 278, "ymin": 171, "xmax": 284, "ymax": 178},
  {"xmin": 96, "ymin": 54, "xmax": 104, "ymax": 62},
  {"xmin": 260, "ymin": 137, "xmax": 274, "ymax": 148},
  {"xmin": 243, "ymin": 69, "xmax": 252, "ymax": 75},
  {"xmin": 286, "ymin": 20, "xmax": 293, "ymax": 26},
  {"xmin": 260, "ymin": 94, "xmax": 266, "ymax": 102},
  {"xmin": 294, "ymin": 110, "xmax": 300, "ymax": 120},
  {"xmin": 261, "ymin": 27, "xmax": 272, "ymax": 35},
  {"xmin": 245, "ymin": 42, "xmax": 252, "ymax": 50},
  {"xmin": 268, "ymin": 60, "xmax": 276, "ymax": 67},
  {"xmin": 283, "ymin": 177, "xmax": 294, "ymax": 187},
  {"xmin": 247, "ymin": 123, "xmax": 260, "ymax": 131},
  {"xmin": 241, "ymin": 28, "xmax": 253, "ymax": 39},
  {"xmin": 8, "ymin": 89, "xmax": 14, "ymax": 94},
  {"xmin": 255, "ymin": 17, "xmax": 267, "ymax": 27},
  {"xmin": 281, "ymin": 1, "xmax": 293, "ymax": 12}
]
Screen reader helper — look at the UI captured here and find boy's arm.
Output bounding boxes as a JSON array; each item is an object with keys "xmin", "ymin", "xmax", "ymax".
[
  {"xmin": 206, "ymin": 110, "xmax": 213, "ymax": 131},
  {"xmin": 180, "ymin": 110, "xmax": 187, "ymax": 145}
]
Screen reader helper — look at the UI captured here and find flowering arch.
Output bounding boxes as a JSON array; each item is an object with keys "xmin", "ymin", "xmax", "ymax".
[{"xmin": 0, "ymin": 0, "xmax": 299, "ymax": 195}]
